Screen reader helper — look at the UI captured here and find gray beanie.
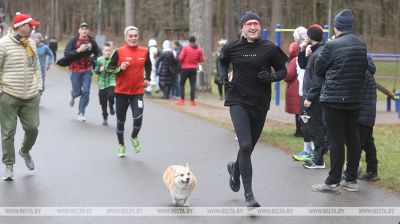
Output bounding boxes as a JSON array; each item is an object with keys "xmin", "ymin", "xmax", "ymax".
[
  {"xmin": 240, "ymin": 10, "xmax": 261, "ymax": 28},
  {"xmin": 333, "ymin": 9, "xmax": 353, "ymax": 31},
  {"xmin": 32, "ymin": 32, "xmax": 43, "ymax": 40}
]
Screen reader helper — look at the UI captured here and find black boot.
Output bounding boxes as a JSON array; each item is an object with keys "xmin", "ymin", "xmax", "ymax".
[
  {"xmin": 227, "ymin": 162, "xmax": 240, "ymax": 192},
  {"xmin": 245, "ymin": 192, "xmax": 260, "ymax": 208}
]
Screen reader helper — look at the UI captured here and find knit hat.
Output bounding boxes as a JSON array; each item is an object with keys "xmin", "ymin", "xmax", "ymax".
[
  {"xmin": 240, "ymin": 10, "xmax": 261, "ymax": 28},
  {"xmin": 32, "ymin": 32, "xmax": 43, "ymax": 40},
  {"xmin": 333, "ymin": 9, "xmax": 353, "ymax": 31},
  {"xmin": 13, "ymin": 12, "xmax": 40, "ymax": 28},
  {"xmin": 307, "ymin": 24, "xmax": 323, "ymax": 42},
  {"xmin": 293, "ymin": 26, "xmax": 307, "ymax": 42}
]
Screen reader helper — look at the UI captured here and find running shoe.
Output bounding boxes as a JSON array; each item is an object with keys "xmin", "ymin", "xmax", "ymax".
[
  {"xmin": 131, "ymin": 137, "xmax": 141, "ymax": 153},
  {"xmin": 340, "ymin": 180, "xmax": 359, "ymax": 192},
  {"xmin": 227, "ymin": 162, "xmax": 240, "ymax": 192},
  {"xmin": 303, "ymin": 160, "xmax": 325, "ymax": 169},
  {"xmin": 311, "ymin": 183, "xmax": 341, "ymax": 193},
  {"xmin": 19, "ymin": 149, "xmax": 35, "ymax": 170},
  {"xmin": 118, "ymin": 144, "xmax": 126, "ymax": 157},
  {"xmin": 292, "ymin": 151, "xmax": 313, "ymax": 161},
  {"xmin": 176, "ymin": 99, "xmax": 184, "ymax": 105}
]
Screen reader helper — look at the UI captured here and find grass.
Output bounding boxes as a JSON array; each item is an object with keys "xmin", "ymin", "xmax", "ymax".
[{"xmin": 260, "ymin": 122, "xmax": 400, "ymax": 193}]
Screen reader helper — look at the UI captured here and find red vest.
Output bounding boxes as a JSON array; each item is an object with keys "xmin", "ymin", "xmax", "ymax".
[{"xmin": 115, "ymin": 44, "xmax": 148, "ymax": 95}]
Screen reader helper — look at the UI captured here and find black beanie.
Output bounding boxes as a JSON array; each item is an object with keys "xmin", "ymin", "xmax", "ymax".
[
  {"xmin": 333, "ymin": 9, "xmax": 353, "ymax": 31},
  {"xmin": 307, "ymin": 26, "xmax": 323, "ymax": 42},
  {"xmin": 240, "ymin": 10, "xmax": 261, "ymax": 28}
]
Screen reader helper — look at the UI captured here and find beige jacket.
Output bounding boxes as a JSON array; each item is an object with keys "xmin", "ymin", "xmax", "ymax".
[{"xmin": 0, "ymin": 32, "xmax": 42, "ymax": 100}]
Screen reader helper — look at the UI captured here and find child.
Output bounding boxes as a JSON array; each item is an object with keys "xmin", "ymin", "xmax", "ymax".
[{"xmin": 94, "ymin": 42, "xmax": 117, "ymax": 125}]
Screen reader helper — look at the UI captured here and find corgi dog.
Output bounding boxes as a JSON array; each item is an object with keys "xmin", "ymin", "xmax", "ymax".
[{"xmin": 163, "ymin": 163, "xmax": 197, "ymax": 207}]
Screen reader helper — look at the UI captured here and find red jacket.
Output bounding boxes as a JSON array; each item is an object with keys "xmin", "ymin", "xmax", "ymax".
[
  {"xmin": 284, "ymin": 42, "xmax": 301, "ymax": 114},
  {"xmin": 178, "ymin": 44, "xmax": 204, "ymax": 69},
  {"xmin": 114, "ymin": 45, "xmax": 151, "ymax": 95}
]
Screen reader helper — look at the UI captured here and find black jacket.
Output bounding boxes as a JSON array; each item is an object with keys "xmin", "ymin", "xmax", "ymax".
[
  {"xmin": 358, "ymin": 56, "xmax": 377, "ymax": 127},
  {"xmin": 63, "ymin": 35, "xmax": 99, "ymax": 66},
  {"xmin": 156, "ymin": 50, "xmax": 176, "ymax": 87},
  {"xmin": 219, "ymin": 37, "xmax": 288, "ymax": 111},
  {"xmin": 302, "ymin": 41, "xmax": 325, "ymax": 102},
  {"xmin": 314, "ymin": 31, "xmax": 368, "ymax": 105}
]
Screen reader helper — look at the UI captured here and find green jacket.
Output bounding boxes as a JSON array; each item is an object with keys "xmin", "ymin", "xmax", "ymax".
[{"xmin": 94, "ymin": 56, "xmax": 116, "ymax": 90}]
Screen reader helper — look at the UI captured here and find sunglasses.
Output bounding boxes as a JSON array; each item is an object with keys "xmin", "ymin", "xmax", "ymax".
[{"xmin": 244, "ymin": 21, "xmax": 260, "ymax": 28}]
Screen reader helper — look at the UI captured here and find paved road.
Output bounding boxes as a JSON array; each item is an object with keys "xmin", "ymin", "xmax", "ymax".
[{"xmin": 1, "ymin": 66, "xmax": 399, "ymax": 224}]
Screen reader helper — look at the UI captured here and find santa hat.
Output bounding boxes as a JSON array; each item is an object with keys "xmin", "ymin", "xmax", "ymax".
[{"xmin": 13, "ymin": 12, "xmax": 40, "ymax": 28}]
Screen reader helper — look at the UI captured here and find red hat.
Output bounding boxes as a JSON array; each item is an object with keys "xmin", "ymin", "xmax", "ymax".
[{"xmin": 13, "ymin": 12, "xmax": 40, "ymax": 28}]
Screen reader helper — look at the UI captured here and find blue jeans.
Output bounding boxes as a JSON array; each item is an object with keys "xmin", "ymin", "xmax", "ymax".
[{"xmin": 70, "ymin": 70, "xmax": 92, "ymax": 115}]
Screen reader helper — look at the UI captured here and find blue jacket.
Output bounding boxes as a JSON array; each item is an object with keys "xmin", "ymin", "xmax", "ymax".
[{"xmin": 36, "ymin": 42, "xmax": 54, "ymax": 75}]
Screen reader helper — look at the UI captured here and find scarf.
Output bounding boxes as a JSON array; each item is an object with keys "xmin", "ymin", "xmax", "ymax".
[{"xmin": 9, "ymin": 28, "xmax": 36, "ymax": 65}]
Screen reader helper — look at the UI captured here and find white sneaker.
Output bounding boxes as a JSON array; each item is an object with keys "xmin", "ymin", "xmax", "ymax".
[
  {"xmin": 3, "ymin": 165, "xmax": 13, "ymax": 181},
  {"xmin": 77, "ymin": 113, "xmax": 86, "ymax": 122},
  {"xmin": 19, "ymin": 149, "xmax": 35, "ymax": 170}
]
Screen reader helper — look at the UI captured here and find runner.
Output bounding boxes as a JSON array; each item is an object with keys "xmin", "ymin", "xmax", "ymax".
[{"xmin": 107, "ymin": 26, "xmax": 152, "ymax": 157}]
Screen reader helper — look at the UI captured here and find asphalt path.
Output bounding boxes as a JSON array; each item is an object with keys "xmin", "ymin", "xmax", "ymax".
[{"xmin": 1, "ymin": 66, "xmax": 399, "ymax": 224}]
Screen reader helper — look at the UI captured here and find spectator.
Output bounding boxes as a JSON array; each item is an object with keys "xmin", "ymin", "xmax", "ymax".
[
  {"xmin": 0, "ymin": 12, "xmax": 42, "ymax": 181},
  {"xmin": 312, "ymin": 9, "xmax": 368, "ymax": 193},
  {"xmin": 177, "ymin": 36, "xmax": 204, "ymax": 106}
]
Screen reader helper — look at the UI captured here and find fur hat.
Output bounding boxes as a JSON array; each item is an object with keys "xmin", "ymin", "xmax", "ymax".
[
  {"xmin": 13, "ymin": 12, "xmax": 40, "ymax": 28},
  {"xmin": 333, "ymin": 9, "xmax": 353, "ymax": 31},
  {"xmin": 293, "ymin": 26, "xmax": 307, "ymax": 42}
]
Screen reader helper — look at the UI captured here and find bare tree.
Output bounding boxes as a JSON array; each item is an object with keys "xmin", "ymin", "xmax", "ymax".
[{"xmin": 189, "ymin": 0, "xmax": 213, "ymax": 91}]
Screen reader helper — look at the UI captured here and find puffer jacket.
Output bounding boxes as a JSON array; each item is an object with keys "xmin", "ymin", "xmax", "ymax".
[
  {"xmin": 0, "ymin": 32, "xmax": 42, "ymax": 99},
  {"xmin": 314, "ymin": 31, "xmax": 368, "ymax": 103},
  {"xmin": 284, "ymin": 41, "xmax": 300, "ymax": 114},
  {"xmin": 358, "ymin": 56, "xmax": 377, "ymax": 127},
  {"xmin": 157, "ymin": 50, "xmax": 176, "ymax": 88}
]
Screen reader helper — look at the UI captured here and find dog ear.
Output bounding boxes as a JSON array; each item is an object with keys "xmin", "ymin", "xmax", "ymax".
[{"xmin": 186, "ymin": 162, "xmax": 190, "ymax": 171}]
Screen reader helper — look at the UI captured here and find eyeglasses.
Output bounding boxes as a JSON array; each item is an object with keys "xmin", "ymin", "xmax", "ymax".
[{"xmin": 244, "ymin": 21, "xmax": 260, "ymax": 28}]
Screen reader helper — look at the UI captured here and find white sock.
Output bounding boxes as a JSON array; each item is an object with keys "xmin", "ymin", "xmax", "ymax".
[
  {"xmin": 304, "ymin": 142, "xmax": 311, "ymax": 154},
  {"xmin": 310, "ymin": 141, "xmax": 315, "ymax": 153}
]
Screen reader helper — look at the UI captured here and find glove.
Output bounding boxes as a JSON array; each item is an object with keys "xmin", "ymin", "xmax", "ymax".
[
  {"xmin": 223, "ymin": 77, "xmax": 234, "ymax": 92},
  {"xmin": 257, "ymin": 70, "xmax": 276, "ymax": 82}
]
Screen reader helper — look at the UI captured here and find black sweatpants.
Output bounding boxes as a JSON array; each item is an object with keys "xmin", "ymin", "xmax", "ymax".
[
  {"xmin": 230, "ymin": 105, "xmax": 267, "ymax": 194},
  {"xmin": 359, "ymin": 124, "xmax": 378, "ymax": 174},
  {"xmin": 301, "ymin": 99, "xmax": 326, "ymax": 165},
  {"xmin": 115, "ymin": 93, "xmax": 144, "ymax": 145},
  {"xmin": 180, "ymin": 68, "xmax": 197, "ymax": 100},
  {"xmin": 99, "ymin": 86, "xmax": 115, "ymax": 120},
  {"xmin": 323, "ymin": 105, "xmax": 361, "ymax": 185}
]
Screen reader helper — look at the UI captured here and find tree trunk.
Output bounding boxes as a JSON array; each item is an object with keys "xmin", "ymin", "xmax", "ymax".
[
  {"xmin": 271, "ymin": 0, "xmax": 283, "ymax": 41},
  {"xmin": 225, "ymin": 0, "xmax": 236, "ymax": 40},
  {"xmin": 125, "ymin": 0, "xmax": 132, "ymax": 27},
  {"xmin": 189, "ymin": 0, "xmax": 213, "ymax": 91}
]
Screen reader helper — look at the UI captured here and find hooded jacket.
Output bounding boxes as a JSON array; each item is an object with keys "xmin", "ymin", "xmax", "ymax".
[{"xmin": 284, "ymin": 41, "xmax": 300, "ymax": 114}]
